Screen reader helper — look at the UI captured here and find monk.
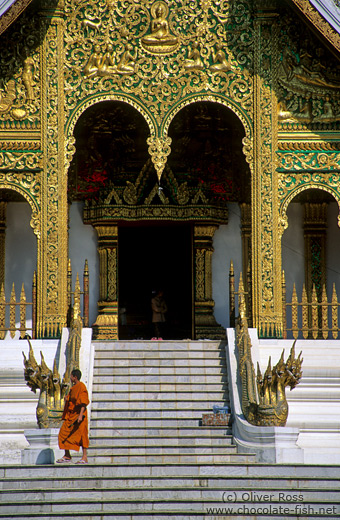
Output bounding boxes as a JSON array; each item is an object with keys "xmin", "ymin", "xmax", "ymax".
[{"xmin": 57, "ymin": 368, "xmax": 89, "ymax": 464}]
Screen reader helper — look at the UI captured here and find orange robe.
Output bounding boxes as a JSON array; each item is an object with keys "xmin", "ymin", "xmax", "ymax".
[{"xmin": 58, "ymin": 381, "xmax": 89, "ymax": 451}]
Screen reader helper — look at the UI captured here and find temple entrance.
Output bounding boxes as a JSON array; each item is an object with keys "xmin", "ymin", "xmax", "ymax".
[
  {"xmin": 118, "ymin": 224, "xmax": 192, "ymax": 340},
  {"xmin": 68, "ymin": 100, "xmax": 249, "ymax": 340}
]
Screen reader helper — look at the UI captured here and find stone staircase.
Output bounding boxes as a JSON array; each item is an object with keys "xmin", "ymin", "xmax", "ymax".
[
  {"xmin": 89, "ymin": 340, "xmax": 237, "ymax": 465},
  {"xmin": 0, "ymin": 340, "xmax": 339, "ymax": 519}
]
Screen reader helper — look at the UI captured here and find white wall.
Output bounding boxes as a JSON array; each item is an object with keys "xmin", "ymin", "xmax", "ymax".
[
  {"xmin": 326, "ymin": 202, "xmax": 340, "ymax": 297},
  {"xmin": 281, "ymin": 202, "xmax": 305, "ymax": 300},
  {"xmin": 68, "ymin": 202, "xmax": 99, "ymax": 326},
  {"xmin": 5, "ymin": 202, "xmax": 37, "ymax": 325},
  {"xmin": 212, "ymin": 203, "xmax": 242, "ymax": 328}
]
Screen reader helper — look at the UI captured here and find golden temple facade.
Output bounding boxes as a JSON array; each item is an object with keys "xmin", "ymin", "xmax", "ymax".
[{"xmin": 0, "ymin": 0, "xmax": 340, "ymax": 341}]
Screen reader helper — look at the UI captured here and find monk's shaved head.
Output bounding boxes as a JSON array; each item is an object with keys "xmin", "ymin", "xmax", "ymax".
[{"xmin": 71, "ymin": 368, "xmax": 81, "ymax": 381}]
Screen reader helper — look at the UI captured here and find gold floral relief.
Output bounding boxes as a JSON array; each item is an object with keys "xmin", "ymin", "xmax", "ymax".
[
  {"xmin": 64, "ymin": 0, "xmax": 254, "ymax": 141},
  {"xmin": 39, "ymin": 10, "xmax": 67, "ymax": 336}
]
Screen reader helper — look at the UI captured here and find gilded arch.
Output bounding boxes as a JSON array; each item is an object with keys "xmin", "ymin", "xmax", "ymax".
[
  {"xmin": 162, "ymin": 94, "xmax": 253, "ymax": 167},
  {"xmin": 162, "ymin": 94, "xmax": 253, "ymax": 140},
  {"xmin": 0, "ymin": 181, "xmax": 40, "ymax": 237},
  {"xmin": 279, "ymin": 175, "xmax": 340, "ymax": 235},
  {"xmin": 64, "ymin": 94, "xmax": 157, "ymax": 175}
]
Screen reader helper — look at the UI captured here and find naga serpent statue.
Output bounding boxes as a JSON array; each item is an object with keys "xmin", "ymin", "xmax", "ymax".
[
  {"xmin": 236, "ymin": 275, "xmax": 303, "ymax": 427},
  {"xmin": 23, "ymin": 281, "xmax": 83, "ymax": 428}
]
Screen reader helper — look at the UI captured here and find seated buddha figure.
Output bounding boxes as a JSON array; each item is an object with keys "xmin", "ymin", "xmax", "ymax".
[{"xmin": 141, "ymin": 1, "xmax": 178, "ymax": 54}]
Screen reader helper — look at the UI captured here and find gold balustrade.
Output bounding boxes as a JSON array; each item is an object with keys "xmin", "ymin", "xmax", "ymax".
[{"xmin": 283, "ymin": 271, "xmax": 339, "ymax": 340}]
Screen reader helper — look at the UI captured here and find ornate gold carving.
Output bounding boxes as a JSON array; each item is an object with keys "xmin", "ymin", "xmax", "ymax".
[
  {"xmin": 279, "ymin": 172, "xmax": 340, "ymax": 232},
  {"xmin": 22, "ymin": 50, "xmax": 35, "ymax": 103},
  {"xmin": 302, "ymin": 284, "xmax": 308, "ymax": 339},
  {"xmin": 107, "ymin": 248, "xmax": 117, "ymax": 301},
  {"xmin": 311, "ymin": 285, "xmax": 318, "ymax": 340},
  {"xmin": 0, "ymin": 141, "xmax": 40, "ymax": 150},
  {"xmin": 147, "ymin": 136, "xmax": 172, "ymax": 182},
  {"xmin": 253, "ymin": 10, "xmax": 282, "ymax": 337},
  {"xmin": 117, "ymin": 44, "xmax": 136, "ymax": 74},
  {"xmin": 184, "ymin": 42, "xmax": 203, "ymax": 71},
  {"xmin": 236, "ymin": 276, "xmax": 303, "ymax": 426},
  {"xmin": 278, "ymin": 152, "xmax": 340, "ymax": 171},
  {"xmin": 332, "ymin": 284, "xmax": 338, "ymax": 339},
  {"xmin": 0, "ymin": 151, "xmax": 42, "ymax": 170},
  {"xmin": 290, "ymin": 0, "xmax": 340, "ymax": 53},
  {"xmin": 193, "ymin": 224, "xmax": 225, "ymax": 339},
  {"xmin": 83, "ymin": 44, "xmax": 104, "ymax": 78},
  {"xmin": 93, "ymin": 224, "xmax": 118, "ymax": 339},
  {"xmin": 209, "ymin": 43, "xmax": 232, "ymax": 73},
  {"xmin": 0, "ymin": 0, "xmax": 34, "ymax": 36},
  {"xmin": 39, "ymin": 8, "xmax": 68, "ymax": 337},
  {"xmin": 65, "ymin": 0, "xmax": 253, "ymax": 146},
  {"xmin": 0, "ymin": 202, "xmax": 6, "ymax": 290},
  {"xmin": 0, "ymin": 79, "xmax": 17, "ymax": 114},
  {"xmin": 286, "ymin": 281, "xmax": 340, "ymax": 340},
  {"xmin": 195, "ymin": 249, "xmax": 205, "ymax": 301},
  {"xmin": 278, "ymin": 142, "xmax": 340, "ymax": 151},
  {"xmin": 141, "ymin": 1, "xmax": 179, "ymax": 54}
]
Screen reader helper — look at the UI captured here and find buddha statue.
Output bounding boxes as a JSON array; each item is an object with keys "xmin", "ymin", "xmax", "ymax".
[{"xmin": 141, "ymin": 1, "xmax": 178, "ymax": 54}]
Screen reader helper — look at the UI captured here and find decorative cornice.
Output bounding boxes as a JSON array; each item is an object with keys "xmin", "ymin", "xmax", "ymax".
[
  {"xmin": 278, "ymin": 141, "xmax": 340, "ymax": 151},
  {"xmin": 289, "ymin": 0, "xmax": 340, "ymax": 52},
  {"xmin": 84, "ymin": 204, "xmax": 229, "ymax": 225},
  {"xmin": 0, "ymin": 0, "xmax": 33, "ymax": 36}
]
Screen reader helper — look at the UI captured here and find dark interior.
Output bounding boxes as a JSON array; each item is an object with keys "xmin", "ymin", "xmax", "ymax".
[{"xmin": 118, "ymin": 224, "xmax": 192, "ymax": 340}]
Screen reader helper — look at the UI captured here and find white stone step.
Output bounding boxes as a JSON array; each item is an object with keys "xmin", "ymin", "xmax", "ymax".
[
  {"xmin": 84, "ymin": 453, "xmax": 252, "ymax": 464},
  {"xmin": 91, "ymin": 399, "xmax": 226, "ymax": 410},
  {"xmin": 90, "ymin": 410, "xmax": 223, "ymax": 420},
  {"xmin": 89, "ymin": 419, "xmax": 225, "ymax": 428},
  {"xmin": 87, "ymin": 445, "xmax": 238, "ymax": 455},
  {"xmin": 94, "ymin": 368, "xmax": 227, "ymax": 378},
  {"xmin": 2, "ymin": 463, "xmax": 340, "ymax": 479},
  {"xmin": 91, "ymin": 397, "xmax": 226, "ymax": 406},
  {"xmin": 94, "ymin": 341, "xmax": 224, "ymax": 351},
  {"xmin": 94, "ymin": 366, "xmax": 227, "ymax": 377},
  {"xmin": 2, "ymin": 473, "xmax": 339, "ymax": 491},
  {"xmin": 89, "ymin": 435, "xmax": 234, "ymax": 447},
  {"xmin": 2, "ymin": 488, "xmax": 339, "ymax": 506},
  {"xmin": 2, "ymin": 462, "xmax": 339, "ymax": 518},
  {"xmin": 92, "ymin": 388, "xmax": 226, "ymax": 396},
  {"xmin": 92, "ymin": 383, "xmax": 227, "ymax": 392},
  {"xmin": 95, "ymin": 348, "xmax": 226, "ymax": 358},
  {"xmin": 89, "ymin": 427, "xmax": 233, "ymax": 438}
]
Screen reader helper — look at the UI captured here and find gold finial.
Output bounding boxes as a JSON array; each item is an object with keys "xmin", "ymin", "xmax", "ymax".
[{"xmin": 238, "ymin": 272, "xmax": 246, "ymax": 319}]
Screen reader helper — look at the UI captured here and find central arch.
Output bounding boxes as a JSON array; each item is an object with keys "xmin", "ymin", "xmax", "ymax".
[{"xmin": 67, "ymin": 96, "xmax": 252, "ymax": 339}]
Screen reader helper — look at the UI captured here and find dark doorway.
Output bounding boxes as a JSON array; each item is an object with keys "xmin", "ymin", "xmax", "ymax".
[{"xmin": 118, "ymin": 224, "xmax": 192, "ymax": 339}]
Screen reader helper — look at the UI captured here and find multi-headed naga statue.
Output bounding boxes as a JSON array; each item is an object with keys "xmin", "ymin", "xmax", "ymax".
[
  {"xmin": 23, "ymin": 279, "xmax": 83, "ymax": 428},
  {"xmin": 236, "ymin": 275, "xmax": 303, "ymax": 427}
]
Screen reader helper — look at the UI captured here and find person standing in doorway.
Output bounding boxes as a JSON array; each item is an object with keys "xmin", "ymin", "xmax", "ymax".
[{"xmin": 151, "ymin": 289, "xmax": 167, "ymax": 340}]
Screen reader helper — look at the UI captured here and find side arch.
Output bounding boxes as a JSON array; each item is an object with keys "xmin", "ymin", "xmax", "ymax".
[
  {"xmin": 65, "ymin": 94, "xmax": 157, "ymax": 173},
  {"xmin": 279, "ymin": 182, "xmax": 340, "ymax": 233},
  {"xmin": 0, "ymin": 183, "xmax": 40, "ymax": 237}
]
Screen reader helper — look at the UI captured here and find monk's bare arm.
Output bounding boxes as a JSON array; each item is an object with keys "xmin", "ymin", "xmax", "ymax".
[{"xmin": 77, "ymin": 404, "xmax": 86, "ymax": 423}]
